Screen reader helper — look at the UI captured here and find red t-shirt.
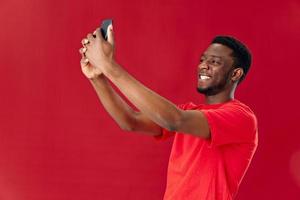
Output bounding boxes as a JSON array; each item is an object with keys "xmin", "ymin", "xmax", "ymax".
[{"xmin": 156, "ymin": 99, "xmax": 258, "ymax": 200}]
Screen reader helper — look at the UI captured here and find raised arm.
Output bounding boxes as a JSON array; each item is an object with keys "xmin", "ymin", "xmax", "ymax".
[
  {"xmin": 102, "ymin": 62, "xmax": 210, "ymax": 139},
  {"xmin": 89, "ymin": 75, "xmax": 162, "ymax": 136},
  {"xmin": 79, "ymin": 33, "xmax": 161, "ymax": 136},
  {"xmin": 83, "ymin": 27, "xmax": 210, "ymax": 139}
]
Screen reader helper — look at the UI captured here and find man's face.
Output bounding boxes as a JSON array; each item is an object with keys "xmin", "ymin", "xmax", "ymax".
[{"xmin": 197, "ymin": 43, "xmax": 235, "ymax": 96}]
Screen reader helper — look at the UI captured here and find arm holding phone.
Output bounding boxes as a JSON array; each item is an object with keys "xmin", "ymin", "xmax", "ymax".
[
  {"xmin": 80, "ymin": 21, "xmax": 210, "ymax": 139},
  {"xmin": 79, "ymin": 22, "xmax": 162, "ymax": 136}
]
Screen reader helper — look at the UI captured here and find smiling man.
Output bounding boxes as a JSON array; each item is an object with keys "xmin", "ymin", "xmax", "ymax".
[{"xmin": 79, "ymin": 26, "xmax": 258, "ymax": 200}]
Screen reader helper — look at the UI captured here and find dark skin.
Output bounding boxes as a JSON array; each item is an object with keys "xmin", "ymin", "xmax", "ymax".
[
  {"xmin": 197, "ymin": 43, "xmax": 244, "ymax": 104},
  {"xmin": 79, "ymin": 26, "xmax": 244, "ymax": 139}
]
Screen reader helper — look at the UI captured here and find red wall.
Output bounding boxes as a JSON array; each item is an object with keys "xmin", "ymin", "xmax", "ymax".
[{"xmin": 1, "ymin": 0, "xmax": 300, "ymax": 199}]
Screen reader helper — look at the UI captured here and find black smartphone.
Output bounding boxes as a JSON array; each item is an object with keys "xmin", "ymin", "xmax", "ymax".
[{"xmin": 100, "ymin": 19, "xmax": 113, "ymax": 40}]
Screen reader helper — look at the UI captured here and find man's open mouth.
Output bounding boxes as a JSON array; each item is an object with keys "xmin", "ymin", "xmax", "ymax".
[{"xmin": 199, "ymin": 75, "xmax": 211, "ymax": 80}]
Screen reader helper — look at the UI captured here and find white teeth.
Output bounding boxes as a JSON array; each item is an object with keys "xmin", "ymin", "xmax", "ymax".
[{"xmin": 200, "ymin": 75, "xmax": 210, "ymax": 80}]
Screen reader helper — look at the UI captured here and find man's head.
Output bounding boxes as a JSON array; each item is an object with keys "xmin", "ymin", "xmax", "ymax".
[{"xmin": 197, "ymin": 36, "xmax": 252, "ymax": 96}]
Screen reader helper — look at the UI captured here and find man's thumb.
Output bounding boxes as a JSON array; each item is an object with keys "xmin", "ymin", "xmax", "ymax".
[{"xmin": 107, "ymin": 25, "xmax": 114, "ymax": 46}]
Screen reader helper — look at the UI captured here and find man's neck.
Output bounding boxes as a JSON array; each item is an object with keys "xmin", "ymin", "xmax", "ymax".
[
  {"xmin": 204, "ymin": 87, "xmax": 235, "ymax": 105},
  {"xmin": 204, "ymin": 95, "xmax": 233, "ymax": 105}
]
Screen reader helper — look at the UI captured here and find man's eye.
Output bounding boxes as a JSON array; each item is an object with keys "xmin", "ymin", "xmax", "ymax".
[{"xmin": 212, "ymin": 60, "xmax": 221, "ymax": 65}]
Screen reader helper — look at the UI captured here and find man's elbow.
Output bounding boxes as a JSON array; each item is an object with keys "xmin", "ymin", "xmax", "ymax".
[
  {"xmin": 164, "ymin": 114, "xmax": 211, "ymax": 140},
  {"xmin": 119, "ymin": 124, "xmax": 134, "ymax": 131},
  {"xmin": 163, "ymin": 115, "xmax": 183, "ymax": 132},
  {"xmin": 201, "ymin": 131, "xmax": 211, "ymax": 140},
  {"xmin": 116, "ymin": 118, "xmax": 136, "ymax": 132}
]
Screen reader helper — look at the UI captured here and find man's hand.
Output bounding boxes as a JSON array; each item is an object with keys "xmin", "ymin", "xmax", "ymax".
[
  {"xmin": 79, "ymin": 45, "xmax": 102, "ymax": 79},
  {"xmin": 79, "ymin": 25, "xmax": 114, "ymax": 79},
  {"xmin": 84, "ymin": 25, "xmax": 115, "ymax": 75}
]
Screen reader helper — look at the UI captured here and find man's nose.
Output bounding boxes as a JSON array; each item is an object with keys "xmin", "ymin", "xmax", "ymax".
[{"xmin": 198, "ymin": 62, "xmax": 209, "ymax": 70}]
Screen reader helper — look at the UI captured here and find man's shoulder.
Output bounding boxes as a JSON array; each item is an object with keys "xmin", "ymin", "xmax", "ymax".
[
  {"xmin": 178, "ymin": 99, "xmax": 256, "ymax": 117},
  {"xmin": 226, "ymin": 99, "xmax": 256, "ymax": 116},
  {"xmin": 222, "ymin": 100, "xmax": 258, "ymax": 128}
]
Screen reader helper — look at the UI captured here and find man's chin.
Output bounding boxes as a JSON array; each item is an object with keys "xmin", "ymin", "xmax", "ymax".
[
  {"xmin": 197, "ymin": 87, "xmax": 209, "ymax": 95},
  {"xmin": 197, "ymin": 87, "xmax": 207, "ymax": 94},
  {"xmin": 196, "ymin": 87, "xmax": 218, "ymax": 96}
]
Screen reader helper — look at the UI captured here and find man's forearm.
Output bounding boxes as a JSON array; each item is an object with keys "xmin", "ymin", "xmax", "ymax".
[
  {"xmin": 89, "ymin": 75, "xmax": 137, "ymax": 131},
  {"xmin": 102, "ymin": 62, "xmax": 183, "ymax": 131}
]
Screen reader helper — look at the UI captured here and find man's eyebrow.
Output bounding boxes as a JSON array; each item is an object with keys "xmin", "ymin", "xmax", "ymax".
[{"xmin": 201, "ymin": 54, "xmax": 223, "ymax": 59}]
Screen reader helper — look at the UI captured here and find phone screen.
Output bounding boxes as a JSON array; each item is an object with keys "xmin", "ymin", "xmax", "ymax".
[{"xmin": 100, "ymin": 19, "xmax": 113, "ymax": 40}]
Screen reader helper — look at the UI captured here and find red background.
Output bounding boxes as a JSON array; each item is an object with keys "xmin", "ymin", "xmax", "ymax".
[{"xmin": 1, "ymin": 0, "xmax": 300, "ymax": 199}]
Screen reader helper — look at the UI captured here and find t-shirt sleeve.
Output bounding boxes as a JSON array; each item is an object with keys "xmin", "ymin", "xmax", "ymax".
[
  {"xmin": 154, "ymin": 103, "xmax": 192, "ymax": 141},
  {"xmin": 201, "ymin": 102, "xmax": 258, "ymax": 146}
]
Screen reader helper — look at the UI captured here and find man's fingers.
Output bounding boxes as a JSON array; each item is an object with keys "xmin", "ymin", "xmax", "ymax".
[
  {"xmin": 95, "ymin": 28, "xmax": 104, "ymax": 42},
  {"xmin": 80, "ymin": 57, "xmax": 89, "ymax": 65},
  {"xmin": 81, "ymin": 38, "xmax": 89, "ymax": 46},
  {"xmin": 107, "ymin": 25, "xmax": 114, "ymax": 46},
  {"xmin": 93, "ymin": 29, "xmax": 98, "ymax": 37},
  {"xmin": 86, "ymin": 33, "xmax": 94, "ymax": 42},
  {"xmin": 79, "ymin": 47, "xmax": 87, "ymax": 55},
  {"xmin": 80, "ymin": 57, "xmax": 88, "ymax": 63}
]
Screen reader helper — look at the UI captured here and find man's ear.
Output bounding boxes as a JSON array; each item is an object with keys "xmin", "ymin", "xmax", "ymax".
[{"xmin": 231, "ymin": 67, "xmax": 244, "ymax": 83}]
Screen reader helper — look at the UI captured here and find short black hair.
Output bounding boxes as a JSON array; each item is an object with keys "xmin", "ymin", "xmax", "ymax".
[{"xmin": 211, "ymin": 36, "xmax": 252, "ymax": 83}]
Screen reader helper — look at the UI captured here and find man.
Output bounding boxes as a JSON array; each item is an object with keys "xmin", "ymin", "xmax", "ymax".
[{"xmin": 79, "ymin": 25, "xmax": 258, "ymax": 200}]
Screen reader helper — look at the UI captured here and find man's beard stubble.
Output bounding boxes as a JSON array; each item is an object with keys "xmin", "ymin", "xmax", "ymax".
[
  {"xmin": 197, "ymin": 71, "xmax": 231, "ymax": 96},
  {"xmin": 197, "ymin": 83, "xmax": 227, "ymax": 96}
]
